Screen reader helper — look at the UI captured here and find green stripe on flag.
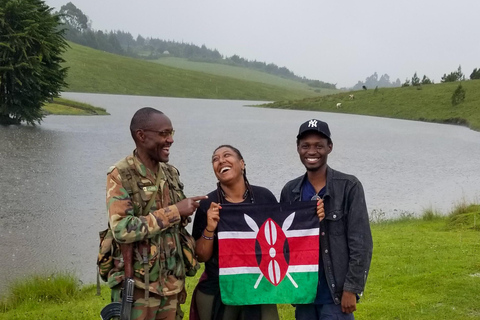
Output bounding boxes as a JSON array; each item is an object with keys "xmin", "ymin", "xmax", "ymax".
[{"xmin": 220, "ymin": 271, "xmax": 318, "ymax": 305}]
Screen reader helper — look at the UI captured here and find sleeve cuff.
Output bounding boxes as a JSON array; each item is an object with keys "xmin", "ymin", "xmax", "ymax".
[{"xmin": 166, "ymin": 205, "xmax": 181, "ymax": 224}]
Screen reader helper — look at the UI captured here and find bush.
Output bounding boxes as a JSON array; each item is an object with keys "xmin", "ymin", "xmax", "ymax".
[
  {"xmin": 401, "ymin": 78, "xmax": 410, "ymax": 87},
  {"xmin": 451, "ymin": 83, "xmax": 466, "ymax": 106}
]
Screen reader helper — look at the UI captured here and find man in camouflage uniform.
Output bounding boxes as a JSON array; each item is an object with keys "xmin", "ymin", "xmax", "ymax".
[{"xmin": 106, "ymin": 107, "xmax": 207, "ymax": 320}]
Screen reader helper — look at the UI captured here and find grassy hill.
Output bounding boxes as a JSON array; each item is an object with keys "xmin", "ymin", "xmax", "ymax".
[
  {"xmin": 152, "ymin": 56, "xmax": 337, "ymax": 95},
  {"xmin": 61, "ymin": 42, "xmax": 326, "ymax": 101},
  {"xmin": 263, "ymin": 81, "xmax": 480, "ymax": 131}
]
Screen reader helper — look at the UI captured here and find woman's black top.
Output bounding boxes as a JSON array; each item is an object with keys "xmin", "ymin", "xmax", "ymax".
[{"xmin": 192, "ymin": 185, "xmax": 277, "ymax": 295}]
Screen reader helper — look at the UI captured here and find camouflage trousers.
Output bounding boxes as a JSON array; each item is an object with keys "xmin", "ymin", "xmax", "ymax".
[{"xmin": 112, "ymin": 286, "xmax": 183, "ymax": 320}]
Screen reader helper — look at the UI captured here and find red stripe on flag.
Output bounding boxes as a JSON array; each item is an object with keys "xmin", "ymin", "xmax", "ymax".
[
  {"xmin": 219, "ymin": 239, "xmax": 257, "ymax": 268},
  {"xmin": 219, "ymin": 235, "xmax": 319, "ymax": 269},
  {"xmin": 288, "ymin": 236, "xmax": 319, "ymax": 265}
]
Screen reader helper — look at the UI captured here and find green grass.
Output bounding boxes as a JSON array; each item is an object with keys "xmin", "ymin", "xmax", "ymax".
[
  {"xmin": 263, "ymin": 81, "xmax": 480, "ymax": 131},
  {"xmin": 42, "ymin": 97, "xmax": 109, "ymax": 116},
  {"xmin": 152, "ymin": 56, "xmax": 336, "ymax": 96},
  {"xmin": 62, "ymin": 42, "xmax": 323, "ymax": 101},
  {"xmin": 2, "ymin": 202, "xmax": 478, "ymax": 319}
]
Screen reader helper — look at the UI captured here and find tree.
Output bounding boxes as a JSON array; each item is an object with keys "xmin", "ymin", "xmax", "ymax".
[
  {"xmin": 470, "ymin": 68, "xmax": 480, "ymax": 80},
  {"xmin": 411, "ymin": 72, "xmax": 420, "ymax": 86},
  {"xmin": 0, "ymin": 0, "xmax": 68, "ymax": 125},
  {"xmin": 58, "ymin": 2, "xmax": 89, "ymax": 32},
  {"xmin": 352, "ymin": 72, "xmax": 400, "ymax": 90},
  {"xmin": 451, "ymin": 83, "xmax": 466, "ymax": 106},
  {"xmin": 441, "ymin": 65, "xmax": 464, "ymax": 83},
  {"xmin": 136, "ymin": 34, "xmax": 145, "ymax": 47},
  {"xmin": 421, "ymin": 75, "xmax": 433, "ymax": 85},
  {"xmin": 402, "ymin": 78, "xmax": 410, "ymax": 87}
]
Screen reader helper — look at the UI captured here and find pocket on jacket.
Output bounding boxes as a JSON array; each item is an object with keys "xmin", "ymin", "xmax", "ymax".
[{"xmin": 325, "ymin": 211, "xmax": 345, "ymax": 236}]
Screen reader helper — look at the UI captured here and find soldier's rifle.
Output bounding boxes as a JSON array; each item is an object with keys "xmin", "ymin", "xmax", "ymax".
[{"xmin": 100, "ymin": 243, "xmax": 135, "ymax": 320}]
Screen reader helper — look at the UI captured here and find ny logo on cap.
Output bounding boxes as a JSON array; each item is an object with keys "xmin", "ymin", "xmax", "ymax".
[{"xmin": 308, "ymin": 120, "xmax": 318, "ymax": 128}]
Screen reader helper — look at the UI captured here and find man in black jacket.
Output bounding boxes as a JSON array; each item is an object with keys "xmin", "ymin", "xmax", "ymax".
[{"xmin": 280, "ymin": 119, "xmax": 373, "ymax": 320}]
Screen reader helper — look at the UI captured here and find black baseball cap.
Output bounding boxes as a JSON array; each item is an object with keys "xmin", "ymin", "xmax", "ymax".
[{"xmin": 297, "ymin": 119, "xmax": 331, "ymax": 141}]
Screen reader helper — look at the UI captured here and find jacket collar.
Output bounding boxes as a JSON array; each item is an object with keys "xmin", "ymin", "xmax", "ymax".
[
  {"xmin": 131, "ymin": 149, "xmax": 150, "ymax": 178},
  {"xmin": 293, "ymin": 166, "xmax": 334, "ymax": 200}
]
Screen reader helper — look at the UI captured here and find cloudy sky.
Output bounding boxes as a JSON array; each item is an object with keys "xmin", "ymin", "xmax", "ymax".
[{"xmin": 44, "ymin": 0, "xmax": 480, "ymax": 88}]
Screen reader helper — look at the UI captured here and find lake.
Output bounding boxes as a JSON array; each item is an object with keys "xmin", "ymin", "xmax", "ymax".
[{"xmin": 0, "ymin": 92, "xmax": 479, "ymax": 292}]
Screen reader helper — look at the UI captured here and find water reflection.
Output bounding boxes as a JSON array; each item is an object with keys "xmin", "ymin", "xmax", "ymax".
[{"xmin": 1, "ymin": 92, "xmax": 479, "ymax": 292}]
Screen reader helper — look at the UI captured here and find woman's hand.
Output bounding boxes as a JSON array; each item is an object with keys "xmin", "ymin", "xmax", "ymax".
[
  {"xmin": 206, "ymin": 202, "xmax": 222, "ymax": 232},
  {"xmin": 316, "ymin": 199, "xmax": 325, "ymax": 221},
  {"xmin": 196, "ymin": 202, "xmax": 222, "ymax": 262}
]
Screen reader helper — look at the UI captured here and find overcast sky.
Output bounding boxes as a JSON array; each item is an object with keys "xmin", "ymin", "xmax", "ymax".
[{"xmin": 45, "ymin": 0, "xmax": 480, "ymax": 88}]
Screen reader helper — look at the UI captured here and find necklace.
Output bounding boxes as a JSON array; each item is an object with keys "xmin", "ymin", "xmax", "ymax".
[{"xmin": 220, "ymin": 188, "xmax": 249, "ymax": 202}]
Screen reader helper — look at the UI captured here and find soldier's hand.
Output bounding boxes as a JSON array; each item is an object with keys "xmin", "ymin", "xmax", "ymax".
[
  {"xmin": 178, "ymin": 287, "xmax": 187, "ymax": 304},
  {"xmin": 176, "ymin": 196, "xmax": 208, "ymax": 217}
]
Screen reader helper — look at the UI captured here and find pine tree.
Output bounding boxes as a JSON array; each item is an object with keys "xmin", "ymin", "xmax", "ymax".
[
  {"xmin": 0, "ymin": 0, "xmax": 68, "ymax": 125},
  {"xmin": 411, "ymin": 72, "xmax": 420, "ymax": 86},
  {"xmin": 451, "ymin": 84, "xmax": 466, "ymax": 106}
]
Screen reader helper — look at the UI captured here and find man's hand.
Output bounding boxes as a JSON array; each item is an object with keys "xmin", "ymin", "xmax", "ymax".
[
  {"xmin": 316, "ymin": 199, "xmax": 325, "ymax": 221},
  {"xmin": 178, "ymin": 287, "xmax": 187, "ymax": 304},
  {"xmin": 176, "ymin": 196, "xmax": 208, "ymax": 217},
  {"xmin": 341, "ymin": 291, "xmax": 357, "ymax": 314}
]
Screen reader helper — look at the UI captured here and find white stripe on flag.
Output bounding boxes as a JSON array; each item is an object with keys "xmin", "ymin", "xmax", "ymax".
[
  {"xmin": 219, "ymin": 267, "xmax": 260, "ymax": 275},
  {"xmin": 218, "ymin": 231, "xmax": 257, "ymax": 239},
  {"xmin": 288, "ymin": 265, "xmax": 318, "ymax": 272},
  {"xmin": 219, "ymin": 264, "xmax": 318, "ymax": 276},
  {"xmin": 286, "ymin": 228, "xmax": 319, "ymax": 237},
  {"xmin": 218, "ymin": 228, "xmax": 319, "ymax": 240}
]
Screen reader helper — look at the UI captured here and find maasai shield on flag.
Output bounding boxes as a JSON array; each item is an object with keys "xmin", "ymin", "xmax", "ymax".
[{"xmin": 218, "ymin": 201, "xmax": 319, "ymax": 305}]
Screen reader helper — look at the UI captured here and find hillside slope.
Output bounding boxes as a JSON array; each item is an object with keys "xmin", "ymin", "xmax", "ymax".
[
  {"xmin": 264, "ymin": 81, "xmax": 480, "ymax": 131},
  {"xmin": 152, "ymin": 56, "xmax": 336, "ymax": 95},
  {"xmin": 62, "ymin": 42, "xmax": 323, "ymax": 101}
]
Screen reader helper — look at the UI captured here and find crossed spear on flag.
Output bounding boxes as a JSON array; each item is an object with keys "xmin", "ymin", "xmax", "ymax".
[{"xmin": 243, "ymin": 212, "xmax": 299, "ymax": 289}]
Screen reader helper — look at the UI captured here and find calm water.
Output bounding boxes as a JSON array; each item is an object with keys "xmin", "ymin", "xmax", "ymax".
[{"xmin": 1, "ymin": 92, "xmax": 479, "ymax": 292}]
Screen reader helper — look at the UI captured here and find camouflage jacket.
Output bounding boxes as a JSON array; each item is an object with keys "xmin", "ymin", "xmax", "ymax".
[{"xmin": 106, "ymin": 151, "xmax": 187, "ymax": 296}]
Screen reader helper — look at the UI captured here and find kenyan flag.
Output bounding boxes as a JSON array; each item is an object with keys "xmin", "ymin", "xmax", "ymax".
[{"xmin": 218, "ymin": 201, "xmax": 319, "ymax": 305}]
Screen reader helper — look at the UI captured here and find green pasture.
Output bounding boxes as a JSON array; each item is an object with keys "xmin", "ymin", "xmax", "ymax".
[
  {"xmin": 1, "ymin": 204, "xmax": 478, "ymax": 319},
  {"xmin": 152, "ymin": 56, "xmax": 335, "ymax": 96},
  {"xmin": 264, "ymin": 81, "xmax": 480, "ymax": 131},
  {"xmin": 61, "ymin": 42, "xmax": 321, "ymax": 101}
]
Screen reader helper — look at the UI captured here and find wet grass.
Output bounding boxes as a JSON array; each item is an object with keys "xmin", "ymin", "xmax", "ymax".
[
  {"xmin": 62, "ymin": 42, "xmax": 323, "ymax": 101},
  {"xmin": 152, "ymin": 56, "xmax": 336, "ymax": 96},
  {"xmin": 42, "ymin": 97, "xmax": 109, "ymax": 116},
  {"xmin": 1, "ymin": 203, "xmax": 479, "ymax": 319},
  {"xmin": 263, "ymin": 81, "xmax": 480, "ymax": 132}
]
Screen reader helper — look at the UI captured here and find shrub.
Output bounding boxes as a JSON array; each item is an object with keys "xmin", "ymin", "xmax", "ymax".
[
  {"xmin": 401, "ymin": 78, "xmax": 410, "ymax": 87},
  {"xmin": 451, "ymin": 83, "xmax": 466, "ymax": 106}
]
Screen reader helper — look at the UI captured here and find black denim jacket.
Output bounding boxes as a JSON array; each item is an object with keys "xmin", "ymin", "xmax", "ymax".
[{"xmin": 280, "ymin": 166, "xmax": 373, "ymax": 304}]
